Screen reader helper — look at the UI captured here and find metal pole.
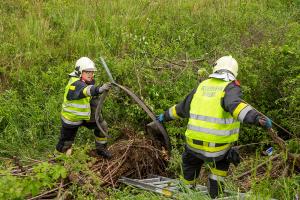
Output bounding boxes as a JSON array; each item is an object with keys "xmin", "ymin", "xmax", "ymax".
[{"xmin": 100, "ymin": 57, "xmax": 116, "ymax": 84}]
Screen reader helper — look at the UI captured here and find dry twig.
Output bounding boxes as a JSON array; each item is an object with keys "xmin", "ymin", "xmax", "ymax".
[
  {"xmin": 268, "ymin": 129, "xmax": 300, "ymax": 167},
  {"xmin": 27, "ymin": 183, "xmax": 70, "ymax": 200}
]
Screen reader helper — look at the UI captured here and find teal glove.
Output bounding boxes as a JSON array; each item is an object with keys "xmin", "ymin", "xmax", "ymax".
[
  {"xmin": 156, "ymin": 114, "xmax": 164, "ymax": 123},
  {"xmin": 257, "ymin": 116, "xmax": 272, "ymax": 129}
]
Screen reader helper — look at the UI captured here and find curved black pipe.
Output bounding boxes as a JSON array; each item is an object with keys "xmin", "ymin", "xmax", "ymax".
[{"xmin": 94, "ymin": 83, "xmax": 171, "ymax": 153}]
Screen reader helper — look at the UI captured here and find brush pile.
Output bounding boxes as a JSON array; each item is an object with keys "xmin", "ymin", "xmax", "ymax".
[{"xmin": 88, "ymin": 127, "xmax": 169, "ymax": 186}]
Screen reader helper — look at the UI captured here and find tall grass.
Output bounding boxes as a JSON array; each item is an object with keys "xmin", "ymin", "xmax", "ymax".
[{"xmin": 0, "ymin": 0, "xmax": 299, "ymax": 198}]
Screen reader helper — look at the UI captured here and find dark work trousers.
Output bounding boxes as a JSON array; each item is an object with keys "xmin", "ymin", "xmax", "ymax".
[
  {"xmin": 56, "ymin": 120, "xmax": 106, "ymax": 153},
  {"xmin": 182, "ymin": 149, "xmax": 230, "ymax": 198}
]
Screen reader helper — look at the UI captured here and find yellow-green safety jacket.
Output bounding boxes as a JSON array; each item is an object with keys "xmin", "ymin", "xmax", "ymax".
[
  {"xmin": 164, "ymin": 77, "xmax": 260, "ymax": 159},
  {"xmin": 61, "ymin": 77, "xmax": 91, "ymax": 122},
  {"xmin": 185, "ymin": 78, "xmax": 240, "ymax": 157}
]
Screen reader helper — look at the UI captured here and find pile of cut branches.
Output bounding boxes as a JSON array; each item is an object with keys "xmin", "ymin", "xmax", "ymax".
[{"xmin": 88, "ymin": 127, "xmax": 169, "ymax": 186}]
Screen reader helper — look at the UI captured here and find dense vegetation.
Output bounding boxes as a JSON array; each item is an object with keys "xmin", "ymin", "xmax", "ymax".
[{"xmin": 0, "ymin": 0, "xmax": 299, "ymax": 199}]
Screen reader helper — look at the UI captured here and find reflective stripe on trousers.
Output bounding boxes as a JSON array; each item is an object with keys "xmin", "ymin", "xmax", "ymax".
[
  {"xmin": 209, "ymin": 174, "xmax": 225, "ymax": 182},
  {"xmin": 95, "ymin": 137, "xmax": 107, "ymax": 144}
]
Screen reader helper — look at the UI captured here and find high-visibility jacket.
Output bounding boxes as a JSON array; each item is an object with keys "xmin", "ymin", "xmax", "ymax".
[
  {"xmin": 61, "ymin": 77, "xmax": 91, "ymax": 121},
  {"xmin": 185, "ymin": 78, "xmax": 240, "ymax": 157}
]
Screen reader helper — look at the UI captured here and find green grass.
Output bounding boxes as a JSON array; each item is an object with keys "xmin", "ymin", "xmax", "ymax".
[{"xmin": 0, "ymin": 0, "xmax": 299, "ymax": 198}]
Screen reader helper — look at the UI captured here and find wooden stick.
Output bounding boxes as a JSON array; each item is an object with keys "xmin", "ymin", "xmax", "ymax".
[
  {"xmin": 13, "ymin": 156, "xmax": 24, "ymax": 172},
  {"xmin": 179, "ymin": 58, "xmax": 206, "ymax": 63},
  {"xmin": 158, "ymin": 57, "xmax": 186, "ymax": 67},
  {"xmin": 27, "ymin": 183, "xmax": 70, "ymax": 200},
  {"xmin": 282, "ymin": 163, "xmax": 290, "ymax": 177},
  {"xmin": 11, "ymin": 167, "xmax": 33, "ymax": 175},
  {"xmin": 0, "ymin": 156, "xmax": 11, "ymax": 160},
  {"xmin": 102, "ymin": 156, "xmax": 127, "ymax": 184},
  {"xmin": 56, "ymin": 179, "xmax": 64, "ymax": 199},
  {"xmin": 173, "ymin": 63, "xmax": 190, "ymax": 82},
  {"xmin": 106, "ymin": 141, "xmax": 133, "ymax": 170},
  {"xmin": 0, "ymin": 174, "xmax": 28, "ymax": 177},
  {"xmin": 135, "ymin": 161, "xmax": 141, "ymax": 179},
  {"xmin": 23, "ymin": 156, "xmax": 43, "ymax": 163},
  {"xmin": 106, "ymin": 160, "xmax": 115, "ymax": 187},
  {"xmin": 268, "ymin": 129, "xmax": 300, "ymax": 167}
]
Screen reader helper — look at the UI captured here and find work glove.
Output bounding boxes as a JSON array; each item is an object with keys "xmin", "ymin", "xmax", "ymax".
[
  {"xmin": 257, "ymin": 116, "xmax": 272, "ymax": 129},
  {"xmin": 156, "ymin": 113, "xmax": 164, "ymax": 123},
  {"xmin": 226, "ymin": 148, "xmax": 240, "ymax": 166},
  {"xmin": 96, "ymin": 83, "xmax": 111, "ymax": 94}
]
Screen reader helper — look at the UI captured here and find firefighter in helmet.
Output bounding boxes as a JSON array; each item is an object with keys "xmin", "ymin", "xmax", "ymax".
[
  {"xmin": 156, "ymin": 56, "xmax": 272, "ymax": 198},
  {"xmin": 56, "ymin": 57, "xmax": 112, "ymax": 159}
]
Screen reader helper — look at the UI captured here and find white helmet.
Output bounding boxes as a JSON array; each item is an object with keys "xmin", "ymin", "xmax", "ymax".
[
  {"xmin": 213, "ymin": 55, "xmax": 238, "ymax": 77},
  {"xmin": 69, "ymin": 57, "xmax": 97, "ymax": 77}
]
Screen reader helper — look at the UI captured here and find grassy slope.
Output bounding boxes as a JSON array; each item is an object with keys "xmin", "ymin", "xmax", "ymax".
[{"xmin": 0, "ymin": 0, "xmax": 299, "ymax": 199}]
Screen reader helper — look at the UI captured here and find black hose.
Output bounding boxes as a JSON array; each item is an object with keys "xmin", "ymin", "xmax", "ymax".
[
  {"xmin": 95, "ymin": 90, "xmax": 111, "ymax": 138},
  {"xmin": 94, "ymin": 83, "xmax": 171, "ymax": 153}
]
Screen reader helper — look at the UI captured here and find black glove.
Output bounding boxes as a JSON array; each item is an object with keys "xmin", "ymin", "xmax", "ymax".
[
  {"xmin": 96, "ymin": 83, "xmax": 111, "ymax": 94},
  {"xmin": 226, "ymin": 148, "xmax": 240, "ymax": 166}
]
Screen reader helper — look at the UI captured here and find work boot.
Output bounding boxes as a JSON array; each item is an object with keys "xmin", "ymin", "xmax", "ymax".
[
  {"xmin": 208, "ymin": 178, "xmax": 224, "ymax": 199},
  {"xmin": 96, "ymin": 148, "xmax": 112, "ymax": 159},
  {"xmin": 56, "ymin": 141, "xmax": 73, "ymax": 154},
  {"xmin": 95, "ymin": 139, "xmax": 111, "ymax": 159}
]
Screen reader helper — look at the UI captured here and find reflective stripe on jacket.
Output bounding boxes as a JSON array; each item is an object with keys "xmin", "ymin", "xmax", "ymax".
[
  {"xmin": 61, "ymin": 77, "xmax": 91, "ymax": 121},
  {"xmin": 185, "ymin": 78, "xmax": 240, "ymax": 157}
]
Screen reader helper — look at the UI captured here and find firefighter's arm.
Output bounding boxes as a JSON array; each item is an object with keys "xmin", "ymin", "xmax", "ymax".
[
  {"xmin": 67, "ymin": 80, "xmax": 98, "ymax": 100},
  {"xmin": 163, "ymin": 89, "xmax": 197, "ymax": 122},
  {"xmin": 222, "ymin": 81, "xmax": 259, "ymax": 124}
]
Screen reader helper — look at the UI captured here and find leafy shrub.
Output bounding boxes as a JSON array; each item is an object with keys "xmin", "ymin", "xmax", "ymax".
[{"xmin": 0, "ymin": 162, "xmax": 67, "ymax": 199}]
